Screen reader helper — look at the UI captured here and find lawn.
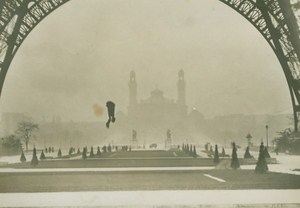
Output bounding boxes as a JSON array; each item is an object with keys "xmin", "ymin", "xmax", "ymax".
[
  {"xmin": 0, "ymin": 169, "xmax": 299, "ymax": 192},
  {"xmin": 3, "ymin": 148, "xmax": 276, "ymax": 168},
  {"xmin": 4, "ymin": 157, "xmax": 216, "ymax": 168},
  {"xmin": 100, "ymin": 149, "xmax": 190, "ymax": 158}
]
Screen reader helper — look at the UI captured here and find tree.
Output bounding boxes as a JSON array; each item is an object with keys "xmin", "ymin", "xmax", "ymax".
[
  {"xmin": 77, "ymin": 148, "xmax": 81, "ymax": 154},
  {"xmin": 1, "ymin": 134, "xmax": 22, "ymax": 154},
  {"xmin": 273, "ymin": 128, "xmax": 293, "ymax": 153},
  {"xmin": 255, "ymin": 142, "xmax": 268, "ymax": 173},
  {"xmin": 213, "ymin": 145, "xmax": 220, "ymax": 165},
  {"xmin": 16, "ymin": 121, "xmax": 39, "ymax": 152},
  {"xmin": 57, "ymin": 149, "xmax": 62, "ymax": 158},
  {"xmin": 20, "ymin": 151, "xmax": 26, "ymax": 162},
  {"xmin": 244, "ymin": 146, "xmax": 253, "ymax": 159},
  {"xmin": 31, "ymin": 147, "xmax": 38, "ymax": 166},
  {"xmin": 40, "ymin": 150, "xmax": 46, "ymax": 160},
  {"xmin": 231, "ymin": 142, "xmax": 240, "ymax": 170}
]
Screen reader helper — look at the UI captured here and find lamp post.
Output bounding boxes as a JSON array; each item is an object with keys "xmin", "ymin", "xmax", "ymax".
[{"xmin": 266, "ymin": 125, "xmax": 269, "ymax": 148}]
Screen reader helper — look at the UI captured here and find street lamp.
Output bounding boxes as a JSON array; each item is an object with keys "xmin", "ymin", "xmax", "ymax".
[{"xmin": 265, "ymin": 125, "xmax": 269, "ymax": 148}]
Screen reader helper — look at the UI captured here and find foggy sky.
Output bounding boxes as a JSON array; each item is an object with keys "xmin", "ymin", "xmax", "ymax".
[{"xmin": 0, "ymin": 0, "xmax": 292, "ymax": 122}]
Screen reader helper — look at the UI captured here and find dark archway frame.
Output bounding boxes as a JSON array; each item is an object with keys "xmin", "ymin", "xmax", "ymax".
[{"xmin": 0, "ymin": 0, "xmax": 299, "ymax": 130}]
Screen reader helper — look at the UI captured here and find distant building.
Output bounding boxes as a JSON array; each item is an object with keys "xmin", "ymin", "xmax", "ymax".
[
  {"xmin": 126, "ymin": 69, "xmax": 190, "ymax": 144},
  {"xmin": 128, "ymin": 69, "xmax": 187, "ymax": 122}
]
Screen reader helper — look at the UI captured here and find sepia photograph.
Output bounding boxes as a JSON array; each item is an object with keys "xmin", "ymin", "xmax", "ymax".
[{"xmin": 0, "ymin": 0, "xmax": 300, "ymax": 207}]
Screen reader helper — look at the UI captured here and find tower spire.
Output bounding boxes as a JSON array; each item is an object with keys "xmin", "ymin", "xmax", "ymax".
[
  {"xmin": 177, "ymin": 69, "xmax": 186, "ymax": 106},
  {"xmin": 128, "ymin": 70, "xmax": 137, "ymax": 106}
]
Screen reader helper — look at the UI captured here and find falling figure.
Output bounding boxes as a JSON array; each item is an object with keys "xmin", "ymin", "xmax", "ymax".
[{"xmin": 106, "ymin": 101, "xmax": 116, "ymax": 128}]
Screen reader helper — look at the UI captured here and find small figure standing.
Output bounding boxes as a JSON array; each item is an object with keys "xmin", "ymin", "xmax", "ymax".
[{"xmin": 106, "ymin": 101, "xmax": 116, "ymax": 128}]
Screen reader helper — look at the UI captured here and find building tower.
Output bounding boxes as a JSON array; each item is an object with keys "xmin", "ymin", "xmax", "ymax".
[
  {"xmin": 177, "ymin": 69, "xmax": 187, "ymax": 116},
  {"xmin": 177, "ymin": 69, "xmax": 186, "ymax": 105},
  {"xmin": 128, "ymin": 70, "xmax": 137, "ymax": 117}
]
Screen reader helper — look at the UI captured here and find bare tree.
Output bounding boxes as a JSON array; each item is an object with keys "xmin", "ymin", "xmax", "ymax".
[{"xmin": 16, "ymin": 121, "xmax": 39, "ymax": 152}]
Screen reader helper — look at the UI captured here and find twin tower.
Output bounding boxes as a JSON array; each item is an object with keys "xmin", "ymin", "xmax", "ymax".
[{"xmin": 128, "ymin": 69, "xmax": 187, "ymax": 118}]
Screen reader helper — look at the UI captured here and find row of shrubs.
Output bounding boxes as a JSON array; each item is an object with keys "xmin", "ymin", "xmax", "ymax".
[
  {"xmin": 20, "ymin": 144, "xmax": 133, "ymax": 165},
  {"xmin": 21, "ymin": 142, "xmax": 270, "ymax": 173},
  {"xmin": 182, "ymin": 143, "xmax": 197, "ymax": 157},
  {"xmin": 211, "ymin": 142, "xmax": 269, "ymax": 173}
]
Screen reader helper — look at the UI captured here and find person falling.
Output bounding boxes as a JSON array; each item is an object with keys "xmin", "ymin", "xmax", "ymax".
[{"xmin": 106, "ymin": 101, "xmax": 116, "ymax": 128}]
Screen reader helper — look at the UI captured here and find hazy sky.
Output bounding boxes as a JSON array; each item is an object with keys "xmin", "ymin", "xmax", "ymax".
[{"xmin": 0, "ymin": 0, "xmax": 292, "ymax": 122}]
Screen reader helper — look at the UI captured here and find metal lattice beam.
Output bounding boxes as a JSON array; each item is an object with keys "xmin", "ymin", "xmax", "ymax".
[
  {"xmin": 0, "ymin": 0, "xmax": 69, "ymax": 102},
  {"xmin": 219, "ymin": 0, "xmax": 300, "ymax": 131}
]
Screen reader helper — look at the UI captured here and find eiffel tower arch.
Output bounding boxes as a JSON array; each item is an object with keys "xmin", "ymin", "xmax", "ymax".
[{"xmin": 0, "ymin": 0, "xmax": 299, "ymax": 130}]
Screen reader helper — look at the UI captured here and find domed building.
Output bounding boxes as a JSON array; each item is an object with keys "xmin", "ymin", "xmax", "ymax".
[{"xmin": 126, "ymin": 70, "xmax": 191, "ymax": 144}]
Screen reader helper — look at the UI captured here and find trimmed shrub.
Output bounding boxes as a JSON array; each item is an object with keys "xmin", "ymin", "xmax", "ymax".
[
  {"xmin": 57, "ymin": 149, "xmax": 62, "ymax": 158},
  {"xmin": 213, "ymin": 144, "xmax": 220, "ymax": 165},
  {"xmin": 244, "ymin": 146, "xmax": 253, "ymax": 159},
  {"xmin": 40, "ymin": 150, "xmax": 46, "ymax": 160},
  {"xmin": 193, "ymin": 145, "xmax": 197, "ymax": 158},
  {"xmin": 90, "ymin": 146, "xmax": 94, "ymax": 158},
  {"xmin": 231, "ymin": 142, "xmax": 240, "ymax": 170},
  {"xmin": 20, "ymin": 151, "xmax": 26, "ymax": 162},
  {"xmin": 102, "ymin": 146, "xmax": 107, "ymax": 153},
  {"xmin": 255, "ymin": 142, "xmax": 268, "ymax": 173},
  {"xmin": 221, "ymin": 148, "xmax": 226, "ymax": 157},
  {"xmin": 31, "ymin": 147, "xmax": 38, "ymax": 166},
  {"xmin": 97, "ymin": 146, "xmax": 101, "ymax": 156},
  {"xmin": 82, "ymin": 147, "xmax": 87, "ymax": 159}
]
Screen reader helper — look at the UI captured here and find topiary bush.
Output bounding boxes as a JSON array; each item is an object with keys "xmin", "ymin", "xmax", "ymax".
[
  {"xmin": 82, "ymin": 147, "xmax": 87, "ymax": 160},
  {"xmin": 90, "ymin": 146, "xmax": 94, "ymax": 158},
  {"xmin": 231, "ymin": 142, "xmax": 240, "ymax": 170},
  {"xmin": 31, "ymin": 147, "xmax": 38, "ymax": 166},
  {"xmin": 213, "ymin": 144, "xmax": 220, "ymax": 165},
  {"xmin": 255, "ymin": 142, "xmax": 268, "ymax": 174},
  {"xmin": 97, "ymin": 146, "xmax": 101, "ymax": 156},
  {"xmin": 20, "ymin": 151, "xmax": 26, "ymax": 162},
  {"xmin": 57, "ymin": 149, "xmax": 62, "ymax": 158},
  {"xmin": 40, "ymin": 150, "xmax": 46, "ymax": 160},
  {"xmin": 244, "ymin": 146, "xmax": 253, "ymax": 159}
]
